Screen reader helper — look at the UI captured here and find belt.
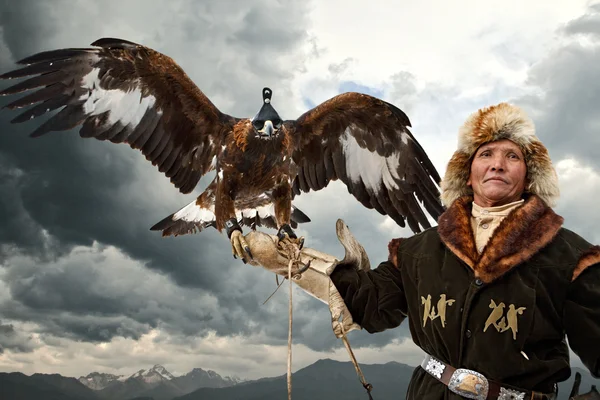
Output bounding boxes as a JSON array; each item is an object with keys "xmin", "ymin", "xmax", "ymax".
[{"xmin": 420, "ymin": 354, "xmax": 556, "ymax": 400}]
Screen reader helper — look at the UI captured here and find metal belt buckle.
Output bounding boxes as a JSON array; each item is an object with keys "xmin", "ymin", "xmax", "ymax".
[{"xmin": 448, "ymin": 368, "xmax": 490, "ymax": 400}]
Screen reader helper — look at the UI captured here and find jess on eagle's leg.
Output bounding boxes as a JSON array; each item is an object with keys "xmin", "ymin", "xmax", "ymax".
[{"xmin": 221, "ymin": 177, "xmax": 307, "ymax": 268}]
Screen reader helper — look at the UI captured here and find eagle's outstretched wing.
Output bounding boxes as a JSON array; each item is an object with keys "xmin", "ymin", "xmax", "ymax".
[
  {"xmin": 285, "ymin": 92, "xmax": 444, "ymax": 233},
  {"xmin": 0, "ymin": 38, "xmax": 237, "ymax": 194}
]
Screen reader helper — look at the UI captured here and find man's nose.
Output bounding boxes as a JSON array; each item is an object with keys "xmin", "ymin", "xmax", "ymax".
[{"xmin": 490, "ymin": 155, "xmax": 506, "ymax": 170}]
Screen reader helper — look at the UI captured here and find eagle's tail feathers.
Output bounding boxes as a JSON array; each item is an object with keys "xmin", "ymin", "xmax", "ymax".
[
  {"xmin": 150, "ymin": 200, "xmax": 311, "ymax": 237},
  {"xmin": 291, "ymin": 206, "xmax": 311, "ymax": 224},
  {"xmin": 237, "ymin": 203, "xmax": 311, "ymax": 231},
  {"xmin": 150, "ymin": 198, "xmax": 216, "ymax": 237}
]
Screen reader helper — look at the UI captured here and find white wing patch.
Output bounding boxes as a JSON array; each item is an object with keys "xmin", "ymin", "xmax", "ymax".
[
  {"xmin": 79, "ymin": 67, "xmax": 158, "ymax": 128},
  {"xmin": 171, "ymin": 198, "xmax": 277, "ymax": 225},
  {"xmin": 173, "ymin": 199, "xmax": 216, "ymax": 224},
  {"xmin": 235, "ymin": 203, "xmax": 276, "ymax": 221},
  {"xmin": 340, "ymin": 127, "xmax": 407, "ymax": 194}
]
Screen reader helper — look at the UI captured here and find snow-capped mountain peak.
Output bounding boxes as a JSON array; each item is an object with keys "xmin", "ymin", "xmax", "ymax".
[
  {"xmin": 126, "ymin": 364, "xmax": 174, "ymax": 384},
  {"xmin": 129, "ymin": 369, "xmax": 146, "ymax": 379},
  {"xmin": 79, "ymin": 364, "xmax": 243, "ymax": 394},
  {"xmin": 184, "ymin": 367, "xmax": 245, "ymax": 386},
  {"xmin": 150, "ymin": 364, "xmax": 175, "ymax": 380},
  {"xmin": 78, "ymin": 371, "xmax": 125, "ymax": 390}
]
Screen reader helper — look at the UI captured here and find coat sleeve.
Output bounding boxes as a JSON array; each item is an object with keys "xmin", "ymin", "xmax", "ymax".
[
  {"xmin": 564, "ymin": 247, "xmax": 600, "ymax": 378},
  {"xmin": 329, "ymin": 259, "xmax": 408, "ymax": 334}
]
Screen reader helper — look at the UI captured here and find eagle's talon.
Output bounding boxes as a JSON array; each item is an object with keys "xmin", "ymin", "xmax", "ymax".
[
  {"xmin": 230, "ymin": 230, "xmax": 250, "ymax": 262},
  {"xmin": 276, "ymin": 231, "xmax": 286, "ymax": 242},
  {"xmin": 277, "ymin": 224, "xmax": 297, "ymax": 241},
  {"xmin": 244, "ymin": 246, "xmax": 253, "ymax": 259},
  {"xmin": 297, "ymin": 259, "xmax": 311, "ymax": 274}
]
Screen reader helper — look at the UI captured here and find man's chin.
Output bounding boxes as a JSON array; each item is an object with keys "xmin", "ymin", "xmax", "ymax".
[{"xmin": 475, "ymin": 190, "xmax": 521, "ymax": 207}]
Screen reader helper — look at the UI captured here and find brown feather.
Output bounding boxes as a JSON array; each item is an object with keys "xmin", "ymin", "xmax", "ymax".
[
  {"xmin": 233, "ymin": 120, "xmax": 250, "ymax": 152},
  {"xmin": 0, "ymin": 38, "xmax": 237, "ymax": 195},
  {"xmin": 286, "ymin": 92, "xmax": 443, "ymax": 232}
]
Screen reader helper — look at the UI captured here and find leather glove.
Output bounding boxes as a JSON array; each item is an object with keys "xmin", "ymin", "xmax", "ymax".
[{"xmin": 243, "ymin": 219, "xmax": 371, "ymax": 338}]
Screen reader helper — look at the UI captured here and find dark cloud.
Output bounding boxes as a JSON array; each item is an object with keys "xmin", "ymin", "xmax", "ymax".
[
  {"xmin": 0, "ymin": 28, "xmax": 13, "ymax": 72},
  {"xmin": 510, "ymin": 4, "xmax": 600, "ymax": 244},
  {"xmin": 0, "ymin": 0, "xmax": 316, "ymax": 349},
  {"xmin": 0, "ymin": 1, "xmax": 61, "ymax": 60},
  {"xmin": 515, "ymin": 5, "xmax": 600, "ymax": 173},
  {"xmin": 563, "ymin": 4, "xmax": 600, "ymax": 38},
  {"xmin": 0, "ymin": 242, "xmax": 300, "ymax": 345},
  {"xmin": 0, "ymin": 322, "xmax": 37, "ymax": 353},
  {"xmin": 0, "ymin": 162, "xmax": 53, "ymax": 259},
  {"xmin": 229, "ymin": 5, "xmax": 308, "ymax": 53}
]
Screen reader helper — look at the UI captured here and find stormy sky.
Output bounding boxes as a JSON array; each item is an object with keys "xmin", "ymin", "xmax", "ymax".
[{"xmin": 0, "ymin": 0, "xmax": 599, "ymax": 382}]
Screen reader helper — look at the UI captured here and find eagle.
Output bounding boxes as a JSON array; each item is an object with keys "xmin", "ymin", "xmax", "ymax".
[{"xmin": 0, "ymin": 38, "xmax": 444, "ymax": 261}]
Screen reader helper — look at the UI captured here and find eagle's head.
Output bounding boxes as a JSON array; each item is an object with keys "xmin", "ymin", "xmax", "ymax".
[{"xmin": 251, "ymin": 87, "xmax": 283, "ymax": 139}]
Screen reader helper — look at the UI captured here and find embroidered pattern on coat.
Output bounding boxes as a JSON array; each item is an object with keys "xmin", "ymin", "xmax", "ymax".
[
  {"xmin": 483, "ymin": 300, "xmax": 526, "ymax": 340},
  {"xmin": 421, "ymin": 294, "xmax": 456, "ymax": 327}
]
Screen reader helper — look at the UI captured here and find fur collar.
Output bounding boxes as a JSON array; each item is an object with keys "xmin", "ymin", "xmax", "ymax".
[{"xmin": 437, "ymin": 194, "xmax": 564, "ymax": 283}]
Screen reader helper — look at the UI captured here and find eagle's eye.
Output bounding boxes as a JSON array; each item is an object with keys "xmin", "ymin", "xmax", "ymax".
[
  {"xmin": 252, "ymin": 120, "xmax": 264, "ymax": 130},
  {"xmin": 273, "ymin": 119, "xmax": 282, "ymax": 129}
]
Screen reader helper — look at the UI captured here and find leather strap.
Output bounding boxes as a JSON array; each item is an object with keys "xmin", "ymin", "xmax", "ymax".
[
  {"xmin": 225, "ymin": 218, "xmax": 242, "ymax": 239},
  {"xmin": 421, "ymin": 354, "xmax": 556, "ymax": 400}
]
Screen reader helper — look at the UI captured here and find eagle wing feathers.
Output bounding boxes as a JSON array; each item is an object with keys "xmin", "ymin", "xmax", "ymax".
[
  {"xmin": 286, "ymin": 92, "xmax": 444, "ymax": 232},
  {"xmin": 0, "ymin": 37, "xmax": 237, "ymax": 194}
]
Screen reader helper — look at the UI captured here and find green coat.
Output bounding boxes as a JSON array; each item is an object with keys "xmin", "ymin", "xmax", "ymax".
[{"xmin": 330, "ymin": 195, "xmax": 600, "ymax": 399}]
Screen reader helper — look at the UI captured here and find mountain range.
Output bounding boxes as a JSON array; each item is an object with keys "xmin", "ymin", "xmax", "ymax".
[
  {"xmin": 0, "ymin": 359, "xmax": 597, "ymax": 400},
  {"xmin": 1, "ymin": 364, "xmax": 242, "ymax": 400}
]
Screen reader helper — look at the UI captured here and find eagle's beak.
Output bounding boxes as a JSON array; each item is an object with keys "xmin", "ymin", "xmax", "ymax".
[{"xmin": 263, "ymin": 120, "xmax": 274, "ymax": 137}]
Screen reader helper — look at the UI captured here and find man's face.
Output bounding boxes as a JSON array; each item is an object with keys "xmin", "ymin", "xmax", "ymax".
[{"xmin": 467, "ymin": 139, "xmax": 527, "ymax": 207}]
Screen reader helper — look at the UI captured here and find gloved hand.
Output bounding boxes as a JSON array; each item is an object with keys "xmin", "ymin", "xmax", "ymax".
[{"xmin": 242, "ymin": 219, "xmax": 371, "ymax": 338}]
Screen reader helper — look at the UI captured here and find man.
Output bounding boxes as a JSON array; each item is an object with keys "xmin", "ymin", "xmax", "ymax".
[{"xmin": 243, "ymin": 103, "xmax": 600, "ymax": 400}]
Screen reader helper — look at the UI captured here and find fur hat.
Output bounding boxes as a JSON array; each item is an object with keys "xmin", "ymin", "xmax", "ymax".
[{"xmin": 440, "ymin": 102, "xmax": 559, "ymax": 208}]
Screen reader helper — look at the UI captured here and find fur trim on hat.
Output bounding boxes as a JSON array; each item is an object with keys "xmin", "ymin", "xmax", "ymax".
[{"xmin": 440, "ymin": 102, "xmax": 559, "ymax": 208}]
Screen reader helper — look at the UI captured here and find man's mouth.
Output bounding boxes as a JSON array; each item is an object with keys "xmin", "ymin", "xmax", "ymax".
[{"xmin": 485, "ymin": 177, "xmax": 507, "ymax": 183}]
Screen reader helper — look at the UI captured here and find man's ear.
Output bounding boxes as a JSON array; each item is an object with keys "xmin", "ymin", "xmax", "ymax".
[{"xmin": 466, "ymin": 157, "xmax": 475, "ymax": 188}]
